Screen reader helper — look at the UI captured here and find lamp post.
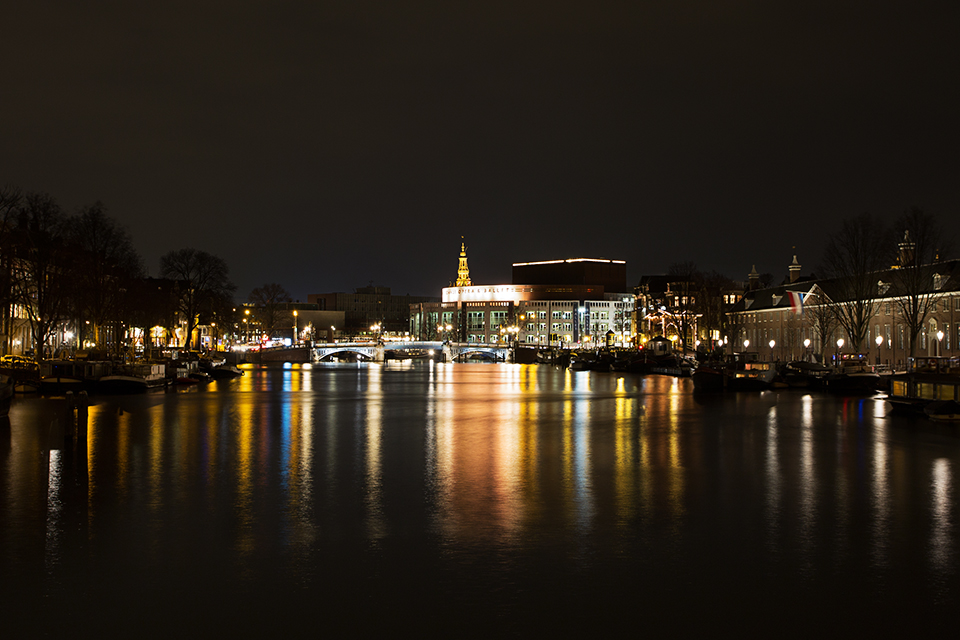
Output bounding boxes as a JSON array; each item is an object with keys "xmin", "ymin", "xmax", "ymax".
[
  {"xmin": 769, "ymin": 339, "xmax": 776, "ymax": 360},
  {"xmin": 875, "ymin": 334, "xmax": 883, "ymax": 365},
  {"xmin": 803, "ymin": 338, "xmax": 811, "ymax": 361},
  {"xmin": 293, "ymin": 310, "xmax": 298, "ymax": 346},
  {"xmin": 937, "ymin": 330, "xmax": 944, "ymax": 357},
  {"xmin": 836, "ymin": 338, "xmax": 844, "ymax": 365},
  {"xmin": 743, "ymin": 339, "xmax": 750, "ymax": 353}
]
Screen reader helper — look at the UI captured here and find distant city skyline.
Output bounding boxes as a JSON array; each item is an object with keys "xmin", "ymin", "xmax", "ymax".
[{"xmin": 3, "ymin": 2, "xmax": 957, "ymax": 299}]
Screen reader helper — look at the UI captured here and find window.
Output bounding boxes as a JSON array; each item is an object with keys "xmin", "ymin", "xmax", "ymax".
[
  {"xmin": 898, "ymin": 325, "xmax": 904, "ymax": 350},
  {"xmin": 945, "ymin": 323, "xmax": 951, "ymax": 350},
  {"xmin": 467, "ymin": 311, "xmax": 485, "ymax": 331}
]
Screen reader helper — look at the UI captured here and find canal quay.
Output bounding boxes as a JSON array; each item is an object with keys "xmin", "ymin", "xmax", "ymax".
[{"xmin": 2, "ymin": 361, "xmax": 958, "ymax": 637}]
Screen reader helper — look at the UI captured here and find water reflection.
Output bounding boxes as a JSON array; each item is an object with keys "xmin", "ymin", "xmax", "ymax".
[
  {"xmin": 931, "ymin": 458, "xmax": 952, "ymax": 574},
  {"xmin": 3, "ymin": 364, "xmax": 959, "ymax": 634}
]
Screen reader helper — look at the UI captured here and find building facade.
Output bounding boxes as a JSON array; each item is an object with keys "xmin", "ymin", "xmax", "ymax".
[
  {"xmin": 409, "ymin": 247, "xmax": 635, "ymax": 346},
  {"xmin": 727, "ymin": 257, "xmax": 960, "ymax": 365}
]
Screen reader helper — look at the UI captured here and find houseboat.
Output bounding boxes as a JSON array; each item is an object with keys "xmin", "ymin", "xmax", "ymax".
[{"xmin": 887, "ymin": 356, "xmax": 960, "ymax": 416}]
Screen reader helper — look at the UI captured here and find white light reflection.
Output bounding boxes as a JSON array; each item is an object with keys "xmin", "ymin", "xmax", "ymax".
[
  {"xmin": 765, "ymin": 405, "xmax": 781, "ymax": 554},
  {"xmin": 572, "ymin": 392, "xmax": 594, "ymax": 532},
  {"xmin": 45, "ymin": 449, "xmax": 63, "ymax": 574},
  {"xmin": 930, "ymin": 458, "xmax": 952, "ymax": 575},
  {"xmin": 798, "ymin": 395, "xmax": 816, "ymax": 571},
  {"xmin": 871, "ymin": 418, "xmax": 890, "ymax": 569}
]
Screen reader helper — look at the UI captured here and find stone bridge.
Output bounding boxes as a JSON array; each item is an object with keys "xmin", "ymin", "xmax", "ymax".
[{"xmin": 311, "ymin": 341, "xmax": 512, "ymax": 363}]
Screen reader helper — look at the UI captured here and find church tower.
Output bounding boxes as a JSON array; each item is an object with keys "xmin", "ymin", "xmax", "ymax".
[{"xmin": 456, "ymin": 238, "xmax": 472, "ymax": 286}]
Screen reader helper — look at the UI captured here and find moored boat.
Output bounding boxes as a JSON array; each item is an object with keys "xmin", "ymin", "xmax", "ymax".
[
  {"xmin": 208, "ymin": 364, "xmax": 243, "ymax": 379},
  {"xmin": 824, "ymin": 353, "xmax": 881, "ymax": 395},
  {"xmin": 924, "ymin": 400, "xmax": 960, "ymax": 422},
  {"xmin": 97, "ymin": 362, "xmax": 167, "ymax": 394},
  {"xmin": 887, "ymin": 356, "xmax": 960, "ymax": 417},
  {"xmin": 40, "ymin": 360, "xmax": 112, "ymax": 394},
  {"xmin": 692, "ymin": 353, "xmax": 776, "ymax": 392}
]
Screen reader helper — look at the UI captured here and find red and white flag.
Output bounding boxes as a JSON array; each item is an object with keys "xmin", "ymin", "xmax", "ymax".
[{"xmin": 788, "ymin": 291, "xmax": 804, "ymax": 314}]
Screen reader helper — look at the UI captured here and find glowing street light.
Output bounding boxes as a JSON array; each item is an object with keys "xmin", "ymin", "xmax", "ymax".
[
  {"xmin": 937, "ymin": 330, "xmax": 944, "ymax": 356},
  {"xmin": 293, "ymin": 310, "xmax": 298, "ymax": 346},
  {"xmin": 875, "ymin": 334, "xmax": 883, "ymax": 365},
  {"xmin": 744, "ymin": 339, "xmax": 750, "ymax": 352}
]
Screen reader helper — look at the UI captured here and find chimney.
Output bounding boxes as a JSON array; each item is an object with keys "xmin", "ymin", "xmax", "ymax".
[{"xmin": 789, "ymin": 255, "xmax": 801, "ymax": 283}]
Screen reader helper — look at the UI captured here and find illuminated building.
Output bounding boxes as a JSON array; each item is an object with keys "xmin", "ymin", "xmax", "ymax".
[{"xmin": 410, "ymin": 244, "xmax": 635, "ymax": 346}]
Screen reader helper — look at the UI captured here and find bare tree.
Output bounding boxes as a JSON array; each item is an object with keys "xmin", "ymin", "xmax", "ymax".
[
  {"xmin": 821, "ymin": 213, "xmax": 891, "ymax": 353},
  {"xmin": 68, "ymin": 203, "xmax": 144, "ymax": 355},
  {"xmin": 696, "ymin": 270, "xmax": 737, "ymax": 350},
  {"xmin": 804, "ymin": 285, "xmax": 839, "ymax": 362},
  {"xmin": 247, "ymin": 283, "xmax": 292, "ymax": 339},
  {"xmin": 9, "ymin": 193, "xmax": 72, "ymax": 360},
  {"xmin": 667, "ymin": 261, "xmax": 700, "ymax": 353},
  {"xmin": 0, "ymin": 186, "xmax": 23, "ymax": 354},
  {"xmin": 160, "ymin": 248, "xmax": 235, "ymax": 350},
  {"xmin": 888, "ymin": 207, "xmax": 952, "ymax": 358}
]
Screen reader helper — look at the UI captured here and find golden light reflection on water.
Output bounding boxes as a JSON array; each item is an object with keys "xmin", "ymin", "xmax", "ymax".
[
  {"xmin": 614, "ymin": 376, "xmax": 636, "ymax": 522},
  {"xmin": 14, "ymin": 363, "xmax": 958, "ymax": 595},
  {"xmin": 365, "ymin": 364, "xmax": 385, "ymax": 542},
  {"xmin": 235, "ymin": 392, "xmax": 256, "ymax": 560}
]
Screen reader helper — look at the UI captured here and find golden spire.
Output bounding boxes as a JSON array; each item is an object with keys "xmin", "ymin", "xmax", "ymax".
[{"xmin": 456, "ymin": 237, "xmax": 472, "ymax": 286}]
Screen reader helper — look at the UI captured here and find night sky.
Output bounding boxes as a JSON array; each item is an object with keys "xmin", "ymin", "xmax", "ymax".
[{"xmin": 3, "ymin": 1, "xmax": 958, "ymax": 300}]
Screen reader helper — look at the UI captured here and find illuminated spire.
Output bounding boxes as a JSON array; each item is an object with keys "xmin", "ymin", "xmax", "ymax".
[{"xmin": 456, "ymin": 237, "xmax": 472, "ymax": 286}]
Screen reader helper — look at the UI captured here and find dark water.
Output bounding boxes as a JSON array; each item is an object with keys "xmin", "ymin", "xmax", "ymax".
[{"xmin": 2, "ymin": 362, "xmax": 958, "ymax": 637}]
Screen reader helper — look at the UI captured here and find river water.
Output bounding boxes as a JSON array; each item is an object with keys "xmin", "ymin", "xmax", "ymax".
[{"xmin": 1, "ymin": 362, "xmax": 957, "ymax": 637}]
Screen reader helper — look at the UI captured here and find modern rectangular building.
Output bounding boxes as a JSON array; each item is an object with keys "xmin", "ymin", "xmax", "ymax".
[{"xmin": 410, "ymin": 251, "xmax": 634, "ymax": 346}]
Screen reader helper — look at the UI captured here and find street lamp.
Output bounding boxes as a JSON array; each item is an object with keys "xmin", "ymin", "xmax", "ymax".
[
  {"xmin": 875, "ymin": 334, "xmax": 883, "ymax": 365},
  {"xmin": 769, "ymin": 339, "xmax": 775, "ymax": 360},
  {"xmin": 293, "ymin": 310, "xmax": 298, "ymax": 346},
  {"xmin": 743, "ymin": 339, "xmax": 750, "ymax": 352},
  {"xmin": 937, "ymin": 330, "xmax": 944, "ymax": 356},
  {"xmin": 836, "ymin": 338, "xmax": 844, "ymax": 364}
]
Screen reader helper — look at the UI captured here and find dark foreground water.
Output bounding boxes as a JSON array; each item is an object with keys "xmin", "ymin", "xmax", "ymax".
[{"xmin": 2, "ymin": 362, "xmax": 958, "ymax": 637}]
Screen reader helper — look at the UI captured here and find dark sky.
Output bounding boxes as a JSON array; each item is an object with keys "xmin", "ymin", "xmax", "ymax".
[{"xmin": 3, "ymin": 1, "xmax": 958, "ymax": 300}]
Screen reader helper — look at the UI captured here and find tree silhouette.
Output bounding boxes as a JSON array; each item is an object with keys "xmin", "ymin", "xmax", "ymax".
[
  {"xmin": 160, "ymin": 248, "xmax": 235, "ymax": 350},
  {"xmin": 68, "ymin": 203, "xmax": 144, "ymax": 355},
  {"xmin": 247, "ymin": 283, "xmax": 292, "ymax": 340}
]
